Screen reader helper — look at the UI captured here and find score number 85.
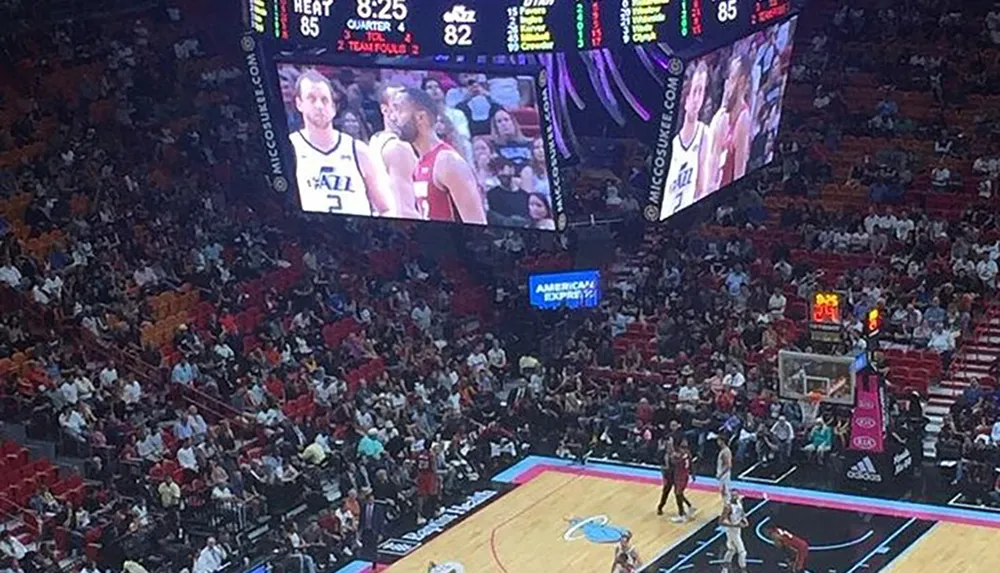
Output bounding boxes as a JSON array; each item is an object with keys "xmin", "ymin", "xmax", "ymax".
[{"xmin": 717, "ymin": 0, "xmax": 737, "ymax": 23}]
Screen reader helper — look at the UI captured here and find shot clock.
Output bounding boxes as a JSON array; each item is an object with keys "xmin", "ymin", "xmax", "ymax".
[{"xmin": 810, "ymin": 291, "xmax": 844, "ymax": 344}]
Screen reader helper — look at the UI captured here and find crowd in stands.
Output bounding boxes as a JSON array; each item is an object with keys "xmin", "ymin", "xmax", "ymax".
[{"xmin": 3, "ymin": 0, "xmax": 1000, "ymax": 572}]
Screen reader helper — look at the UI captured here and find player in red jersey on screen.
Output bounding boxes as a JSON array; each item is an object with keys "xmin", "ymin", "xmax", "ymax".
[
  {"xmin": 706, "ymin": 52, "xmax": 753, "ymax": 191},
  {"xmin": 414, "ymin": 441, "xmax": 440, "ymax": 525},
  {"xmin": 766, "ymin": 525, "xmax": 809, "ymax": 573},
  {"xmin": 390, "ymin": 87, "xmax": 487, "ymax": 225},
  {"xmin": 370, "ymin": 84, "xmax": 422, "ymax": 219},
  {"xmin": 290, "ymin": 70, "xmax": 394, "ymax": 216}
]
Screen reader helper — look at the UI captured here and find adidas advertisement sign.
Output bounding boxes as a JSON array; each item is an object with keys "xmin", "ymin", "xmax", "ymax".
[{"xmin": 846, "ymin": 456, "xmax": 883, "ymax": 483}]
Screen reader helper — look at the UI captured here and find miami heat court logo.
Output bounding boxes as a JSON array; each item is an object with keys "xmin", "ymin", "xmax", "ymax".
[
  {"xmin": 564, "ymin": 516, "xmax": 628, "ymax": 544},
  {"xmin": 428, "ymin": 562, "xmax": 465, "ymax": 573}
]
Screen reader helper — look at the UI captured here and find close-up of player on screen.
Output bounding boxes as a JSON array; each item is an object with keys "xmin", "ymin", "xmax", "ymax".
[
  {"xmin": 705, "ymin": 51, "xmax": 753, "ymax": 192},
  {"xmin": 391, "ymin": 87, "xmax": 487, "ymax": 225},
  {"xmin": 290, "ymin": 70, "xmax": 394, "ymax": 216},
  {"xmin": 661, "ymin": 60, "xmax": 710, "ymax": 220},
  {"xmin": 370, "ymin": 84, "xmax": 422, "ymax": 219}
]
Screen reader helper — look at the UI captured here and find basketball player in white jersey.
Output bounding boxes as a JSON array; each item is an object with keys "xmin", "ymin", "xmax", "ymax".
[
  {"xmin": 716, "ymin": 432, "xmax": 733, "ymax": 501},
  {"xmin": 720, "ymin": 489, "xmax": 748, "ymax": 573},
  {"xmin": 661, "ymin": 61, "xmax": 710, "ymax": 220},
  {"xmin": 290, "ymin": 70, "xmax": 394, "ymax": 216},
  {"xmin": 370, "ymin": 84, "xmax": 422, "ymax": 219},
  {"xmin": 612, "ymin": 530, "xmax": 641, "ymax": 573}
]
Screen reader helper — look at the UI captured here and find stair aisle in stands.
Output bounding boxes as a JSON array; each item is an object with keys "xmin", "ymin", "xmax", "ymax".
[{"xmin": 922, "ymin": 302, "xmax": 1000, "ymax": 460}]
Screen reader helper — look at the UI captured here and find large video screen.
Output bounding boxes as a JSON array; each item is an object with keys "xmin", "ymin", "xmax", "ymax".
[
  {"xmin": 529, "ymin": 270, "xmax": 601, "ymax": 310},
  {"xmin": 659, "ymin": 16, "xmax": 797, "ymax": 220},
  {"xmin": 274, "ymin": 62, "xmax": 559, "ymax": 230}
]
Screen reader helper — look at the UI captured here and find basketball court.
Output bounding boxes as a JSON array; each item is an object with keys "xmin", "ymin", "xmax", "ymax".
[{"xmin": 335, "ymin": 456, "xmax": 1000, "ymax": 573}]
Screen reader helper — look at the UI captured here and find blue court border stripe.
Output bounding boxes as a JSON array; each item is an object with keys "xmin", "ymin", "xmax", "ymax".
[
  {"xmin": 492, "ymin": 456, "xmax": 1000, "ymax": 526},
  {"xmin": 844, "ymin": 517, "xmax": 917, "ymax": 573},
  {"xmin": 878, "ymin": 522, "xmax": 939, "ymax": 572},
  {"xmin": 329, "ymin": 560, "xmax": 373, "ymax": 573}
]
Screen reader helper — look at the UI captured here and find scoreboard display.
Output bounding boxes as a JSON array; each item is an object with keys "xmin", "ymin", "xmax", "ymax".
[{"xmin": 250, "ymin": 0, "xmax": 795, "ymax": 54}]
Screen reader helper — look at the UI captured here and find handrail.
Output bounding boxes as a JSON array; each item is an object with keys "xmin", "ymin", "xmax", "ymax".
[
  {"xmin": 181, "ymin": 385, "xmax": 240, "ymax": 420},
  {"xmin": 0, "ymin": 493, "xmax": 41, "ymax": 537},
  {"xmin": 944, "ymin": 301, "xmax": 997, "ymax": 386}
]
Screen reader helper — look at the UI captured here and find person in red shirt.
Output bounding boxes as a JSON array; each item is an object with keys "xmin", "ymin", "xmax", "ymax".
[
  {"xmin": 670, "ymin": 439, "xmax": 697, "ymax": 522},
  {"xmin": 414, "ymin": 442, "xmax": 441, "ymax": 525},
  {"xmin": 390, "ymin": 88, "xmax": 486, "ymax": 224},
  {"xmin": 766, "ymin": 525, "xmax": 809, "ymax": 573}
]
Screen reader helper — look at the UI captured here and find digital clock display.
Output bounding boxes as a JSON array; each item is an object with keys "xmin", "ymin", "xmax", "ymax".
[
  {"xmin": 811, "ymin": 292, "xmax": 843, "ymax": 325},
  {"xmin": 254, "ymin": 0, "xmax": 792, "ymax": 54},
  {"xmin": 337, "ymin": 0, "xmax": 421, "ymax": 55}
]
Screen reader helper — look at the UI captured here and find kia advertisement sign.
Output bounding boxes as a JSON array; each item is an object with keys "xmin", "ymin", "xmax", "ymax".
[{"xmin": 850, "ymin": 372, "xmax": 886, "ymax": 454}]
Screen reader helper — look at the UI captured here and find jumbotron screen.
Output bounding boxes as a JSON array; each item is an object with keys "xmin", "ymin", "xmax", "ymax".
[
  {"xmin": 658, "ymin": 15, "xmax": 797, "ymax": 220},
  {"xmin": 274, "ymin": 62, "xmax": 560, "ymax": 230}
]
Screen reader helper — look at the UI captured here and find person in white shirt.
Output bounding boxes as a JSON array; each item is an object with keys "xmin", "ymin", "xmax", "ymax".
[
  {"xmin": 0, "ymin": 262, "xmax": 22, "ymax": 288},
  {"xmin": 75, "ymin": 375, "xmax": 96, "ymax": 401},
  {"xmin": 0, "ymin": 530, "xmax": 28, "ymax": 561},
  {"xmin": 931, "ymin": 164, "xmax": 951, "ymax": 187},
  {"xmin": 722, "ymin": 365, "xmax": 746, "ymax": 390},
  {"xmin": 186, "ymin": 407, "xmax": 209, "ymax": 438},
  {"xmin": 487, "ymin": 339, "xmax": 508, "ymax": 372},
  {"xmin": 137, "ymin": 428, "xmax": 164, "ymax": 462},
  {"xmin": 893, "ymin": 216, "xmax": 915, "ymax": 241},
  {"xmin": 133, "ymin": 263, "xmax": 157, "ymax": 288},
  {"xmin": 99, "ymin": 362, "xmax": 119, "ymax": 388},
  {"xmin": 466, "ymin": 343, "xmax": 488, "ymax": 373},
  {"xmin": 677, "ymin": 379, "xmax": 700, "ymax": 412},
  {"xmin": 213, "ymin": 342, "xmax": 235, "ymax": 361},
  {"xmin": 977, "ymin": 254, "xmax": 998, "ymax": 288},
  {"xmin": 767, "ymin": 288, "xmax": 787, "ymax": 318},
  {"xmin": 193, "ymin": 537, "xmax": 227, "ymax": 573},
  {"xmin": 928, "ymin": 326, "xmax": 955, "ymax": 353},
  {"xmin": 60, "ymin": 406, "xmax": 88, "ymax": 441},
  {"xmin": 211, "ymin": 484, "xmax": 236, "ymax": 501},
  {"xmin": 770, "ymin": 416, "xmax": 795, "ymax": 463},
  {"xmin": 177, "ymin": 441, "xmax": 199, "ymax": 472},
  {"xmin": 411, "ymin": 300, "xmax": 433, "ymax": 332},
  {"xmin": 60, "ymin": 379, "xmax": 79, "ymax": 405},
  {"xmin": 120, "ymin": 378, "xmax": 141, "ymax": 405},
  {"xmin": 256, "ymin": 407, "xmax": 284, "ymax": 427}
]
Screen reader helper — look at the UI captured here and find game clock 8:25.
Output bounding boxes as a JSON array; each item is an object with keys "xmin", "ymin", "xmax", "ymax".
[{"xmin": 357, "ymin": 0, "xmax": 408, "ymax": 20}]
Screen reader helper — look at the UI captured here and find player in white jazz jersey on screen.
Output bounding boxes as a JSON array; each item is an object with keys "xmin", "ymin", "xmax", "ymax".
[
  {"xmin": 661, "ymin": 61, "xmax": 710, "ymax": 220},
  {"xmin": 290, "ymin": 70, "xmax": 393, "ymax": 216}
]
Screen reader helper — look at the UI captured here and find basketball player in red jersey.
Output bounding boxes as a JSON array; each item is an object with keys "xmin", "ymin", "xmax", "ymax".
[
  {"xmin": 371, "ymin": 84, "xmax": 422, "ymax": 219},
  {"xmin": 765, "ymin": 525, "xmax": 809, "ymax": 573},
  {"xmin": 705, "ymin": 52, "xmax": 753, "ymax": 191},
  {"xmin": 414, "ymin": 442, "xmax": 440, "ymax": 525},
  {"xmin": 390, "ymin": 87, "xmax": 487, "ymax": 224},
  {"xmin": 671, "ymin": 439, "xmax": 697, "ymax": 522}
]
